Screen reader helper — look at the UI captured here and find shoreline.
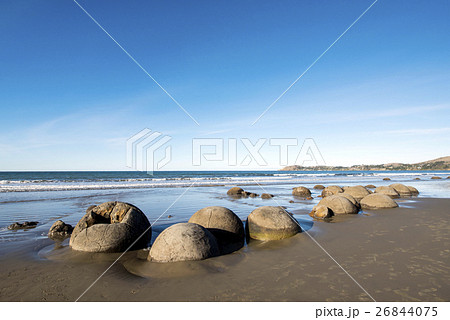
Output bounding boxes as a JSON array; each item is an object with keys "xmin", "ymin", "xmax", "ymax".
[{"xmin": 0, "ymin": 197, "xmax": 448, "ymax": 301}]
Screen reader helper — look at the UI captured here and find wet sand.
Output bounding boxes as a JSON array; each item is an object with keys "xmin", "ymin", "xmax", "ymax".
[{"xmin": 0, "ymin": 197, "xmax": 449, "ymax": 301}]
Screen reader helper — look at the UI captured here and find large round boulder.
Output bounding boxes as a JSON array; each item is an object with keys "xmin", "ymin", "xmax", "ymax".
[
  {"xmin": 360, "ymin": 194, "xmax": 398, "ymax": 209},
  {"xmin": 338, "ymin": 192, "xmax": 361, "ymax": 209},
  {"xmin": 292, "ymin": 186, "xmax": 311, "ymax": 198},
  {"xmin": 149, "ymin": 223, "xmax": 219, "ymax": 263},
  {"xmin": 246, "ymin": 206, "xmax": 301, "ymax": 241},
  {"xmin": 321, "ymin": 186, "xmax": 344, "ymax": 197},
  {"xmin": 374, "ymin": 186, "xmax": 400, "ymax": 198},
  {"xmin": 227, "ymin": 187, "xmax": 245, "ymax": 196},
  {"xmin": 70, "ymin": 201, "xmax": 151, "ymax": 253},
  {"xmin": 48, "ymin": 220, "xmax": 73, "ymax": 240},
  {"xmin": 407, "ymin": 186, "xmax": 419, "ymax": 196},
  {"xmin": 343, "ymin": 185, "xmax": 371, "ymax": 201},
  {"xmin": 315, "ymin": 195, "xmax": 358, "ymax": 215},
  {"xmin": 188, "ymin": 206, "xmax": 245, "ymax": 254},
  {"xmin": 389, "ymin": 183, "xmax": 412, "ymax": 197}
]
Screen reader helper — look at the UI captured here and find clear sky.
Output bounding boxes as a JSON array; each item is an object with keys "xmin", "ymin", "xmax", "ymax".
[{"xmin": 1, "ymin": 0, "xmax": 449, "ymax": 171}]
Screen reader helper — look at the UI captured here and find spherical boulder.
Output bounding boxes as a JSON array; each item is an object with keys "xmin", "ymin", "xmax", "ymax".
[
  {"xmin": 374, "ymin": 186, "xmax": 400, "ymax": 198},
  {"xmin": 246, "ymin": 206, "xmax": 301, "ymax": 241},
  {"xmin": 227, "ymin": 187, "xmax": 245, "ymax": 196},
  {"xmin": 310, "ymin": 205, "xmax": 333, "ymax": 219},
  {"xmin": 313, "ymin": 185, "xmax": 325, "ymax": 190},
  {"xmin": 292, "ymin": 186, "xmax": 311, "ymax": 198},
  {"xmin": 188, "ymin": 206, "xmax": 245, "ymax": 254},
  {"xmin": 360, "ymin": 194, "xmax": 398, "ymax": 210},
  {"xmin": 338, "ymin": 192, "xmax": 361, "ymax": 209},
  {"xmin": 389, "ymin": 183, "xmax": 412, "ymax": 197},
  {"xmin": 407, "ymin": 186, "xmax": 419, "ymax": 196},
  {"xmin": 343, "ymin": 185, "xmax": 371, "ymax": 201},
  {"xmin": 70, "ymin": 201, "xmax": 151, "ymax": 253},
  {"xmin": 48, "ymin": 220, "xmax": 73, "ymax": 240},
  {"xmin": 149, "ymin": 223, "xmax": 219, "ymax": 263},
  {"xmin": 315, "ymin": 195, "xmax": 358, "ymax": 215},
  {"xmin": 321, "ymin": 185, "xmax": 344, "ymax": 197}
]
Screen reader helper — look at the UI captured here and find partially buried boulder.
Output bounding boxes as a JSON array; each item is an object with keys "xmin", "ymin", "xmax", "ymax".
[
  {"xmin": 227, "ymin": 187, "xmax": 245, "ymax": 196},
  {"xmin": 313, "ymin": 185, "xmax": 325, "ymax": 190},
  {"xmin": 431, "ymin": 176, "xmax": 442, "ymax": 180},
  {"xmin": 292, "ymin": 186, "xmax": 311, "ymax": 198},
  {"xmin": 365, "ymin": 184, "xmax": 376, "ymax": 189},
  {"xmin": 261, "ymin": 193, "xmax": 274, "ymax": 199},
  {"xmin": 7, "ymin": 221, "xmax": 38, "ymax": 230},
  {"xmin": 407, "ymin": 186, "xmax": 419, "ymax": 196},
  {"xmin": 246, "ymin": 206, "xmax": 301, "ymax": 241},
  {"xmin": 374, "ymin": 186, "xmax": 400, "ymax": 198},
  {"xmin": 315, "ymin": 195, "xmax": 358, "ymax": 215},
  {"xmin": 310, "ymin": 205, "xmax": 333, "ymax": 219},
  {"xmin": 383, "ymin": 177, "xmax": 391, "ymax": 181},
  {"xmin": 389, "ymin": 183, "xmax": 412, "ymax": 197},
  {"xmin": 188, "ymin": 206, "xmax": 245, "ymax": 254},
  {"xmin": 321, "ymin": 185, "xmax": 344, "ymax": 197},
  {"xmin": 149, "ymin": 223, "xmax": 219, "ymax": 263},
  {"xmin": 48, "ymin": 220, "xmax": 73, "ymax": 240},
  {"xmin": 360, "ymin": 194, "xmax": 398, "ymax": 209},
  {"xmin": 70, "ymin": 201, "xmax": 151, "ymax": 253},
  {"xmin": 343, "ymin": 185, "xmax": 371, "ymax": 201}
]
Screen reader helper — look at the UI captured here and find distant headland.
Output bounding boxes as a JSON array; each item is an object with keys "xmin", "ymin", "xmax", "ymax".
[{"xmin": 280, "ymin": 156, "xmax": 450, "ymax": 171}]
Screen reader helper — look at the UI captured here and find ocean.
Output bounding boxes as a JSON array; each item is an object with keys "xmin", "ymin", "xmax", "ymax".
[{"xmin": 1, "ymin": 170, "xmax": 449, "ymax": 247}]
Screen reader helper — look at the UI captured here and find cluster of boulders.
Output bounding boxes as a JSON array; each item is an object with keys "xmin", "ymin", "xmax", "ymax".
[
  {"xmin": 309, "ymin": 183, "xmax": 419, "ymax": 219},
  {"xmin": 149, "ymin": 205, "xmax": 300, "ymax": 262},
  {"xmin": 39, "ymin": 181, "xmax": 420, "ymax": 263}
]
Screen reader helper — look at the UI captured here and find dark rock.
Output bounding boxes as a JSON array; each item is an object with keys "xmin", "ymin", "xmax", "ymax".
[
  {"xmin": 261, "ymin": 193, "xmax": 274, "ymax": 199},
  {"xmin": 48, "ymin": 220, "xmax": 73, "ymax": 240},
  {"xmin": 8, "ymin": 221, "xmax": 38, "ymax": 230}
]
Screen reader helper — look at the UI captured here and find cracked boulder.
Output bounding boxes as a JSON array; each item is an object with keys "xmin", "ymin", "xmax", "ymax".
[{"xmin": 69, "ymin": 201, "xmax": 151, "ymax": 253}]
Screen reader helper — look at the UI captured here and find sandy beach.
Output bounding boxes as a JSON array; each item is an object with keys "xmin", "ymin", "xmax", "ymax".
[{"xmin": 1, "ymin": 196, "xmax": 448, "ymax": 302}]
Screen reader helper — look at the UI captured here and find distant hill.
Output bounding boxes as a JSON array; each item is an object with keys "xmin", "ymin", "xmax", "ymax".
[{"xmin": 280, "ymin": 156, "xmax": 450, "ymax": 171}]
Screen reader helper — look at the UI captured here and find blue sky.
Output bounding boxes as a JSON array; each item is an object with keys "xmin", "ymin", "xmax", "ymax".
[{"xmin": 0, "ymin": 0, "xmax": 449, "ymax": 170}]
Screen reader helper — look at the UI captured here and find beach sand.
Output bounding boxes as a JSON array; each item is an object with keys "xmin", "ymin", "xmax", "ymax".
[{"xmin": 0, "ymin": 197, "xmax": 448, "ymax": 301}]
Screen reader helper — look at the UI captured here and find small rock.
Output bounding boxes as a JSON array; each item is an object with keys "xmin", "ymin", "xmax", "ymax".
[
  {"xmin": 431, "ymin": 176, "xmax": 442, "ymax": 180},
  {"xmin": 289, "ymin": 200, "xmax": 294, "ymax": 203},
  {"xmin": 168, "ymin": 215, "xmax": 173, "ymax": 218},
  {"xmin": 365, "ymin": 184, "xmax": 376, "ymax": 189},
  {"xmin": 261, "ymin": 193, "xmax": 274, "ymax": 199},
  {"xmin": 48, "ymin": 220, "xmax": 73, "ymax": 240},
  {"xmin": 7, "ymin": 221, "xmax": 39, "ymax": 230},
  {"xmin": 313, "ymin": 185, "xmax": 325, "ymax": 190},
  {"xmin": 414, "ymin": 178, "xmax": 421, "ymax": 180},
  {"xmin": 383, "ymin": 177, "xmax": 391, "ymax": 181},
  {"xmin": 306, "ymin": 196, "xmax": 313, "ymax": 200}
]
